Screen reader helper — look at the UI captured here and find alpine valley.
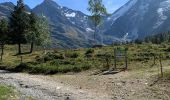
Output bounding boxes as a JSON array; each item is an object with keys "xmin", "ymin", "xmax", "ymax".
[{"xmin": 1, "ymin": 0, "xmax": 170, "ymax": 48}]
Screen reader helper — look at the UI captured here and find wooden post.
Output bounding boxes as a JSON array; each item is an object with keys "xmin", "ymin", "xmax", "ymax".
[
  {"xmin": 114, "ymin": 49, "xmax": 117, "ymax": 69},
  {"xmin": 0, "ymin": 53, "xmax": 2, "ymax": 62},
  {"xmin": 159, "ymin": 55, "xmax": 163, "ymax": 77},
  {"xmin": 125, "ymin": 50, "xmax": 128, "ymax": 70},
  {"xmin": 20, "ymin": 56, "xmax": 23, "ymax": 63},
  {"xmin": 0, "ymin": 45, "xmax": 3, "ymax": 62}
]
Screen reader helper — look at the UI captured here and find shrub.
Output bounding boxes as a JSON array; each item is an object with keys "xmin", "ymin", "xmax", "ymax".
[
  {"xmin": 81, "ymin": 64, "xmax": 91, "ymax": 70},
  {"xmin": 65, "ymin": 52, "xmax": 79, "ymax": 58},
  {"xmin": 166, "ymin": 47, "xmax": 170, "ymax": 52},
  {"xmin": 85, "ymin": 49, "xmax": 94, "ymax": 57},
  {"xmin": 30, "ymin": 64, "xmax": 59, "ymax": 74},
  {"xmin": 58, "ymin": 65, "xmax": 72, "ymax": 73},
  {"xmin": 47, "ymin": 53, "xmax": 65, "ymax": 59},
  {"xmin": 35, "ymin": 56, "xmax": 44, "ymax": 63},
  {"xmin": 14, "ymin": 63, "xmax": 32, "ymax": 72},
  {"xmin": 72, "ymin": 66, "xmax": 81, "ymax": 72},
  {"xmin": 85, "ymin": 49, "xmax": 94, "ymax": 55},
  {"xmin": 49, "ymin": 60, "xmax": 60, "ymax": 66},
  {"xmin": 53, "ymin": 54, "xmax": 65, "ymax": 59},
  {"xmin": 60, "ymin": 60, "xmax": 75, "ymax": 65},
  {"xmin": 42, "ymin": 53, "xmax": 65, "ymax": 62},
  {"xmin": 44, "ymin": 55, "xmax": 53, "ymax": 62}
]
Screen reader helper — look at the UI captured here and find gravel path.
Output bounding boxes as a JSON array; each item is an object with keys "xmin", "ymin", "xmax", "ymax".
[
  {"xmin": 0, "ymin": 70, "xmax": 111, "ymax": 100},
  {"xmin": 0, "ymin": 65, "xmax": 170, "ymax": 100}
]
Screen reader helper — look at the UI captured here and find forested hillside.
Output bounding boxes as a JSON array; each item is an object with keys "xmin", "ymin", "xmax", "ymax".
[{"xmin": 145, "ymin": 32, "xmax": 170, "ymax": 44}]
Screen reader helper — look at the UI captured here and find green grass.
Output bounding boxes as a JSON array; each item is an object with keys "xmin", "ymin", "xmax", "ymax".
[
  {"xmin": 0, "ymin": 85, "xmax": 19, "ymax": 100},
  {"xmin": 0, "ymin": 43, "xmax": 169, "ymax": 74}
]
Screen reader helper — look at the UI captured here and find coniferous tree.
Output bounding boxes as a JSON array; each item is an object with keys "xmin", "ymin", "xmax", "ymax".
[
  {"xmin": 87, "ymin": 0, "xmax": 107, "ymax": 45},
  {"xmin": 0, "ymin": 19, "xmax": 9, "ymax": 61},
  {"xmin": 10, "ymin": 0, "xmax": 29, "ymax": 54}
]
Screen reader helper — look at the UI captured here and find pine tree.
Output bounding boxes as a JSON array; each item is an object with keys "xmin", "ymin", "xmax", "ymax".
[
  {"xmin": 87, "ymin": 0, "xmax": 107, "ymax": 45},
  {"xmin": 10, "ymin": 0, "xmax": 29, "ymax": 54},
  {"xmin": 0, "ymin": 19, "xmax": 9, "ymax": 61}
]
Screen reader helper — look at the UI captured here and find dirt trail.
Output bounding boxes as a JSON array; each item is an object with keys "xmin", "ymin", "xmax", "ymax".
[
  {"xmin": 0, "ymin": 66, "xmax": 170, "ymax": 100},
  {"xmin": 0, "ymin": 70, "xmax": 111, "ymax": 100}
]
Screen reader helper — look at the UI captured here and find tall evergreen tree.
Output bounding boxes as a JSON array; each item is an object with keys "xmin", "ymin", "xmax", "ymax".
[
  {"xmin": 0, "ymin": 19, "xmax": 9, "ymax": 61},
  {"xmin": 10, "ymin": 0, "xmax": 29, "ymax": 54},
  {"xmin": 87, "ymin": 0, "xmax": 107, "ymax": 45}
]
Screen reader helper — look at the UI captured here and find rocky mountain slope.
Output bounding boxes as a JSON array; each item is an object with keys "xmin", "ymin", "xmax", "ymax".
[
  {"xmin": 103, "ymin": 0, "xmax": 170, "ymax": 44},
  {"xmin": 33, "ymin": 0, "xmax": 94, "ymax": 48},
  {"xmin": 0, "ymin": 2, "xmax": 14, "ymax": 19}
]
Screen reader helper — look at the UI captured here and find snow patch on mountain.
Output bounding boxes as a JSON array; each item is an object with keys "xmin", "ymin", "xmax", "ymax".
[
  {"xmin": 86, "ymin": 28, "xmax": 94, "ymax": 32},
  {"xmin": 122, "ymin": 33, "xmax": 129, "ymax": 41},
  {"xmin": 26, "ymin": 12, "xmax": 31, "ymax": 15},
  {"xmin": 65, "ymin": 12, "xmax": 76, "ymax": 17},
  {"xmin": 154, "ymin": 0, "xmax": 170, "ymax": 29},
  {"xmin": 71, "ymin": 21, "xmax": 75, "ymax": 24}
]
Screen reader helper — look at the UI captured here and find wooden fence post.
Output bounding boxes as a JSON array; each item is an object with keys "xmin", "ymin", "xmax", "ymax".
[
  {"xmin": 114, "ymin": 49, "xmax": 117, "ymax": 69},
  {"xmin": 125, "ymin": 50, "xmax": 128, "ymax": 70},
  {"xmin": 159, "ymin": 55, "xmax": 163, "ymax": 77},
  {"xmin": 20, "ymin": 56, "xmax": 23, "ymax": 63},
  {"xmin": 0, "ymin": 45, "xmax": 3, "ymax": 62}
]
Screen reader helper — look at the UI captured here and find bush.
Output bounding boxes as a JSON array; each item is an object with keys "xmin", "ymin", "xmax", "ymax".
[
  {"xmin": 72, "ymin": 66, "xmax": 81, "ymax": 72},
  {"xmin": 47, "ymin": 53, "xmax": 65, "ymax": 59},
  {"xmin": 85, "ymin": 49, "xmax": 94, "ymax": 57},
  {"xmin": 166, "ymin": 47, "xmax": 170, "ymax": 52},
  {"xmin": 60, "ymin": 60, "xmax": 75, "ymax": 65},
  {"xmin": 44, "ymin": 55, "xmax": 53, "ymax": 62},
  {"xmin": 14, "ymin": 63, "xmax": 32, "ymax": 72},
  {"xmin": 58, "ymin": 65, "xmax": 72, "ymax": 73},
  {"xmin": 49, "ymin": 60, "xmax": 60, "ymax": 66},
  {"xmin": 54, "ymin": 54, "xmax": 65, "ymax": 59},
  {"xmin": 65, "ymin": 52, "xmax": 79, "ymax": 58},
  {"xmin": 40, "ymin": 53, "xmax": 65, "ymax": 63},
  {"xmin": 85, "ymin": 49, "xmax": 94, "ymax": 55},
  {"xmin": 35, "ymin": 56, "xmax": 44, "ymax": 63},
  {"xmin": 81, "ymin": 64, "xmax": 91, "ymax": 70}
]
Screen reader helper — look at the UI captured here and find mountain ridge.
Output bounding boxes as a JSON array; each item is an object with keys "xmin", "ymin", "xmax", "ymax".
[{"xmin": 1, "ymin": 0, "xmax": 170, "ymax": 48}]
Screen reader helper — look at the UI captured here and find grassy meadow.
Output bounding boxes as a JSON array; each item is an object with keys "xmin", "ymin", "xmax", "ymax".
[
  {"xmin": 0, "ymin": 84, "xmax": 19, "ymax": 100},
  {"xmin": 0, "ymin": 43, "xmax": 169, "ymax": 75}
]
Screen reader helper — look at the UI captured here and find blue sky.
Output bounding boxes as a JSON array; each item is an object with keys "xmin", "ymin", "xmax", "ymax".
[{"xmin": 0, "ymin": 0, "xmax": 129, "ymax": 14}]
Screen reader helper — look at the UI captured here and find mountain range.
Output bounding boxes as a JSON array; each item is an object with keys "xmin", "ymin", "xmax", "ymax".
[
  {"xmin": 0, "ymin": 0, "xmax": 170, "ymax": 48},
  {"xmin": 102, "ymin": 0, "xmax": 170, "ymax": 44}
]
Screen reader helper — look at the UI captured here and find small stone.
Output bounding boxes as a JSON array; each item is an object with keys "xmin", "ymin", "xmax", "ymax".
[
  {"xmin": 65, "ymin": 96, "xmax": 70, "ymax": 100},
  {"xmin": 25, "ymin": 85, "xmax": 29, "ymax": 88}
]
